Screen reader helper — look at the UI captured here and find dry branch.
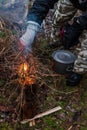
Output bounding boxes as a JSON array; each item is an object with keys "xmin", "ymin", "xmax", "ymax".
[{"xmin": 21, "ymin": 106, "xmax": 62, "ymax": 124}]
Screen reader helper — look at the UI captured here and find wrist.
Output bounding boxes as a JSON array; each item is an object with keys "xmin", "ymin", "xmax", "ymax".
[
  {"xmin": 27, "ymin": 21, "xmax": 41, "ymax": 32},
  {"xmin": 20, "ymin": 21, "xmax": 41, "ymax": 45}
]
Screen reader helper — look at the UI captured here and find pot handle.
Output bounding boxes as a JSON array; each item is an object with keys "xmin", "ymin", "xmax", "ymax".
[{"xmin": 66, "ymin": 65, "xmax": 73, "ymax": 72}]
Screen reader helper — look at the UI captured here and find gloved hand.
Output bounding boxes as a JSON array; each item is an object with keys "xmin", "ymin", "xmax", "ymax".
[
  {"xmin": 18, "ymin": 21, "xmax": 40, "ymax": 57},
  {"xmin": 59, "ymin": 21, "xmax": 83, "ymax": 49}
]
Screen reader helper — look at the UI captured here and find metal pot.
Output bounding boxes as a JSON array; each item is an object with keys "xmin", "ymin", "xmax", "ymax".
[{"xmin": 52, "ymin": 50, "xmax": 76, "ymax": 74}]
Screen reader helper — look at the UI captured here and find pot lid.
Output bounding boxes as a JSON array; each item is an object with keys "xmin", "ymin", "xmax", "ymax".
[{"xmin": 52, "ymin": 50, "xmax": 76, "ymax": 64}]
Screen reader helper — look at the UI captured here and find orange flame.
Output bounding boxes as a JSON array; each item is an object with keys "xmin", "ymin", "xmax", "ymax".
[
  {"xmin": 18, "ymin": 62, "xmax": 36, "ymax": 86},
  {"xmin": 23, "ymin": 63, "xmax": 28, "ymax": 72}
]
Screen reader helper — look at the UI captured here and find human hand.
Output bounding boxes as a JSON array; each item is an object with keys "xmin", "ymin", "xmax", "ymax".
[
  {"xmin": 18, "ymin": 37, "xmax": 32, "ymax": 58},
  {"xmin": 18, "ymin": 21, "xmax": 40, "ymax": 58}
]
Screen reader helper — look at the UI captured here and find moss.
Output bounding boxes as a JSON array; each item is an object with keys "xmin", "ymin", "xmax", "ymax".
[
  {"xmin": 0, "ymin": 80, "xmax": 5, "ymax": 87},
  {"xmin": 42, "ymin": 116, "xmax": 64, "ymax": 130},
  {"xmin": 81, "ymin": 126, "xmax": 87, "ymax": 130},
  {"xmin": 82, "ymin": 113, "xmax": 87, "ymax": 120},
  {"xmin": 57, "ymin": 101, "xmax": 67, "ymax": 108},
  {"xmin": 0, "ymin": 32, "xmax": 6, "ymax": 38},
  {"xmin": 0, "ymin": 123, "xmax": 13, "ymax": 130},
  {"xmin": 0, "ymin": 96, "xmax": 3, "ymax": 102}
]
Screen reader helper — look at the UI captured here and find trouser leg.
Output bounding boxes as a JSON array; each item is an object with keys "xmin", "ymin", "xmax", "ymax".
[{"xmin": 73, "ymin": 30, "xmax": 87, "ymax": 74}]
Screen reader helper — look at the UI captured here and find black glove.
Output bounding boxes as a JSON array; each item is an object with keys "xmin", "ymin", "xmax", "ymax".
[
  {"xmin": 61, "ymin": 21, "xmax": 83, "ymax": 49},
  {"xmin": 66, "ymin": 72, "xmax": 83, "ymax": 86}
]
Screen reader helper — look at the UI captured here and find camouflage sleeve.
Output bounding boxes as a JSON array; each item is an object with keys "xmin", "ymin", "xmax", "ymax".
[
  {"xmin": 53, "ymin": 0, "xmax": 77, "ymax": 26},
  {"xmin": 73, "ymin": 30, "xmax": 87, "ymax": 74}
]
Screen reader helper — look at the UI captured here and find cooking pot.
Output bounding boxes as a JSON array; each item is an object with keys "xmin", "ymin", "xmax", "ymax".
[{"xmin": 52, "ymin": 50, "xmax": 76, "ymax": 74}]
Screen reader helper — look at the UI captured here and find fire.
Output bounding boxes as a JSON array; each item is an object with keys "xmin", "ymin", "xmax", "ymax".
[
  {"xmin": 19, "ymin": 62, "xmax": 29, "ymax": 76},
  {"xmin": 23, "ymin": 63, "xmax": 28, "ymax": 72},
  {"xmin": 18, "ymin": 61, "xmax": 36, "ymax": 86}
]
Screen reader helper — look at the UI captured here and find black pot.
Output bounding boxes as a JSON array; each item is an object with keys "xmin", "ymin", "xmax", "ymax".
[{"xmin": 52, "ymin": 50, "xmax": 76, "ymax": 74}]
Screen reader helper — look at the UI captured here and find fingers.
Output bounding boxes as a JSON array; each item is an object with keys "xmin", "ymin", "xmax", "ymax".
[{"xmin": 18, "ymin": 39, "xmax": 26, "ymax": 51}]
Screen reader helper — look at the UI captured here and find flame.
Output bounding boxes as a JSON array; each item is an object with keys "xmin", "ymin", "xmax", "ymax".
[
  {"xmin": 23, "ymin": 63, "xmax": 28, "ymax": 72},
  {"xmin": 19, "ymin": 62, "xmax": 29, "ymax": 76},
  {"xmin": 18, "ymin": 61, "xmax": 36, "ymax": 86}
]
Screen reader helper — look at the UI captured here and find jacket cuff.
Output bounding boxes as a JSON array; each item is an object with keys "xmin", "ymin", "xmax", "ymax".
[
  {"xmin": 27, "ymin": 21, "xmax": 41, "ymax": 33},
  {"xmin": 27, "ymin": 13, "xmax": 43, "ymax": 25}
]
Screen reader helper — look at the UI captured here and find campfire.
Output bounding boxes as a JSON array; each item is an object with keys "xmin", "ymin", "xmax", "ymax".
[{"xmin": 18, "ymin": 56, "xmax": 38, "ymax": 125}]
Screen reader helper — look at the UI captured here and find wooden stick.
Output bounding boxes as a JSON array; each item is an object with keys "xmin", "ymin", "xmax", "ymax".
[
  {"xmin": 68, "ymin": 126, "xmax": 73, "ymax": 130},
  {"xmin": 21, "ymin": 106, "xmax": 62, "ymax": 124},
  {"xmin": 29, "ymin": 120, "xmax": 36, "ymax": 127}
]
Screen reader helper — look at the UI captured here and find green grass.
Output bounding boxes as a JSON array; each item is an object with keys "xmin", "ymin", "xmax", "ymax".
[
  {"xmin": 81, "ymin": 126, "xmax": 87, "ymax": 130},
  {"xmin": 0, "ymin": 32, "xmax": 6, "ymax": 38},
  {"xmin": 0, "ymin": 80, "xmax": 5, "ymax": 87},
  {"xmin": 0, "ymin": 123, "xmax": 13, "ymax": 130},
  {"xmin": 42, "ymin": 116, "xmax": 64, "ymax": 130}
]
